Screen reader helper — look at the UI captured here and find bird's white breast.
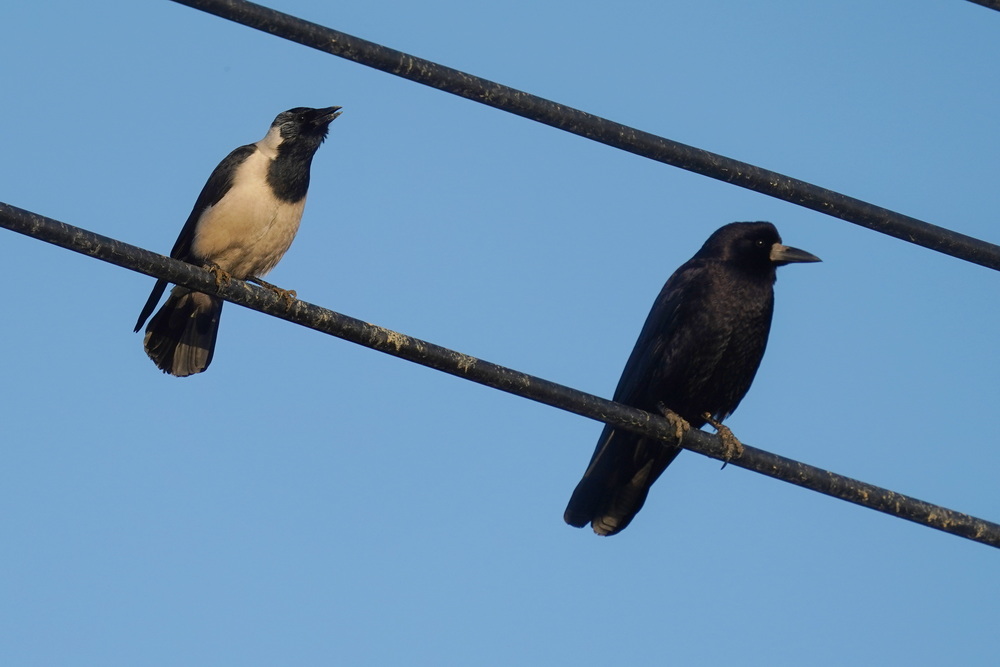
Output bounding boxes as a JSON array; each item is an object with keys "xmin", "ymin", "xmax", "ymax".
[{"xmin": 190, "ymin": 145, "xmax": 306, "ymax": 279}]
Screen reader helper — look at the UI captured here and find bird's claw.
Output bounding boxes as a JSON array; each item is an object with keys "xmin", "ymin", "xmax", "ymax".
[
  {"xmin": 247, "ymin": 276, "xmax": 298, "ymax": 309},
  {"xmin": 207, "ymin": 264, "xmax": 233, "ymax": 288},
  {"xmin": 273, "ymin": 287, "xmax": 298, "ymax": 308},
  {"xmin": 702, "ymin": 412, "xmax": 744, "ymax": 468},
  {"xmin": 656, "ymin": 402, "xmax": 690, "ymax": 443}
]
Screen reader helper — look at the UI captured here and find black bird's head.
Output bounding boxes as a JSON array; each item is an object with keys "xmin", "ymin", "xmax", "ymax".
[
  {"xmin": 698, "ymin": 221, "xmax": 821, "ymax": 276},
  {"xmin": 259, "ymin": 106, "xmax": 342, "ymax": 202},
  {"xmin": 270, "ymin": 106, "xmax": 343, "ymax": 145}
]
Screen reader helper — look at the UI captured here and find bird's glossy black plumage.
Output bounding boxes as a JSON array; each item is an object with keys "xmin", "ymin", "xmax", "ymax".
[
  {"xmin": 134, "ymin": 106, "xmax": 341, "ymax": 376},
  {"xmin": 564, "ymin": 222, "xmax": 820, "ymax": 536}
]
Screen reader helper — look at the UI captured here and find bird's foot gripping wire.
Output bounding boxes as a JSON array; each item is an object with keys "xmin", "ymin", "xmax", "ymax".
[
  {"xmin": 702, "ymin": 412, "xmax": 744, "ymax": 469},
  {"xmin": 206, "ymin": 263, "xmax": 233, "ymax": 288},
  {"xmin": 656, "ymin": 402, "xmax": 691, "ymax": 444},
  {"xmin": 247, "ymin": 276, "xmax": 298, "ymax": 308}
]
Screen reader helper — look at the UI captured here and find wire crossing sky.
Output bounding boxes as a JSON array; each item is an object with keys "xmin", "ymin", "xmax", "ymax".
[
  {"xmin": 171, "ymin": 0, "xmax": 1000, "ymax": 271},
  {"xmin": 3, "ymin": 200, "xmax": 998, "ymax": 547},
  {"xmin": 967, "ymin": 0, "xmax": 1000, "ymax": 11}
]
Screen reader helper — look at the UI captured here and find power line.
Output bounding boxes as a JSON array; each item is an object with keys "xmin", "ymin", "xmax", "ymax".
[
  {"xmin": 168, "ymin": 0, "xmax": 1000, "ymax": 272},
  {"xmin": 966, "ymin": 0, "xmax": 1000, "ymax": 12},
  {"xmin": 3, "ymin": 200, "xmax": 998, "ymax": 549}
]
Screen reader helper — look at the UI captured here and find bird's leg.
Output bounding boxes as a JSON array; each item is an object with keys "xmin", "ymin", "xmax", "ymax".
[
  {"xmin": 206, "ymin": 263, "xmax": 232, "ymax": 288},
  {"xmin": 702, "ymin": 412, "xmax": 744, "ymax": 469},
  {"xmin": 656, "ymin": 402, "xmax": 690, "ymax": 444},
  {"xmin": 247, "ymin": 276, "xmax": 298, "ymax": 308}
]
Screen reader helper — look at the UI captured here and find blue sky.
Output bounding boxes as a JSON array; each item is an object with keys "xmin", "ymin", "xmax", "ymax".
[{"xmin": 2, "ymin": 1, "xmax": 998, "ymax": 664}]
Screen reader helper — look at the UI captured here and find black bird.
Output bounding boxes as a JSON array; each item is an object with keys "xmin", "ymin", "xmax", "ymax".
[
  {"xmin": 134, "ymin": 106, "xmax": 342, "ymax": 376},
  {"xmin": 564, "ymin": 222, "xmax": 820, "ymax": 536}
]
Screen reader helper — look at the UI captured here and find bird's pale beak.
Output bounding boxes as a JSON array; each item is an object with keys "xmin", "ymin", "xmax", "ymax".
[
  {"xmin": 770, "ymin": 243, "xmax": 821, "ymax": 264},
  {"xmin": 313, "ymin": 106, "xmax": 343, "ymax": 125}
]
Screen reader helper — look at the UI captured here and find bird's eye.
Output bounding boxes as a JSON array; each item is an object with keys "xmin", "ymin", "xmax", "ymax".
[{"xmin": 755, "ymin": 239, "xmax": 766, "ymax": 247}]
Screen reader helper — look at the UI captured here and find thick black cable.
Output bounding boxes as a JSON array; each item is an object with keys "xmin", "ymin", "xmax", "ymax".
[
  {"xmin": 166, "ymin": 0, "xmax": 1000, "ymax": 272},
  {"xmin": 966, "ymin": 0, "xmax": 1000, "ymax": 12},
  {"xmin": 2, "ymin": 201, "xmax": 997, "ymax": 548}
]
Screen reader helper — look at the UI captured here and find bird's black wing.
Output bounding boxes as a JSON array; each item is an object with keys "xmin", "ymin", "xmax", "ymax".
[
  {"xmin": 133, "ymin": 144, "xmax": 256, "ymax": 332},
  {"xmin": 611, "ymin": 257, "xmax": 716, "ymax": 409},
  {"xmin": 168, "ymin": 143, "xmax": 257, "ymax": 262},
  {"xmin": 564, "ymin": 258, "xmax": 717, "ymax": 534}
]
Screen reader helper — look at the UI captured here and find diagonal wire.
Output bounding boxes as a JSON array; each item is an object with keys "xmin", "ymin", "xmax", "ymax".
[
  {"xmin": 2, "ymin": 200, "xmax": 998, "ymax": 549},
  {"xmin": 167, "ymin": 0, "xmax": 1000, "ymax": 272},
  {"xmin": 966, "ymin": 0, "xmax": 1000, "ymax": 12}
]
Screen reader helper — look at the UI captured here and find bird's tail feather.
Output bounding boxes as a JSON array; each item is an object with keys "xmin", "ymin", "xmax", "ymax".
[
  {"xmin": 565, "ymin": 460, "xmax": 654, "ymax": 536},
  {"xmin": 589, "ymin": 462, "xmax": 656, "ymax": 536},
  {"xmin": 563, "ymin": 425, "xmax": 618, "ymax": 529},
  {"xmin": 135, "ymin": 279, "xmax": 169, "ymax": 333},
  {"xmin": 142, "ymin": 287, "xmax": 223, "ymax": 377},
  {"xmin": 564, "ymin": 429, "xmax": 681, "ymax": 536}
]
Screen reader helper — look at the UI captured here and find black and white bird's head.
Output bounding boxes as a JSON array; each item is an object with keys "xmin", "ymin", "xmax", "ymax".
[
  {"xmin": 273, "ymin": 106, "xmax": 342, "ymax": 142},
  {"xmin": 257, "ymin": 106, "xmax": 342, "ymax": 203},
  {"xmin": 257, "ymin": 106, "xmax": 342, "ymax": 158},
  {"xmin": 697, "ymin": 221, "xmax": 821, "ymax": 277}
]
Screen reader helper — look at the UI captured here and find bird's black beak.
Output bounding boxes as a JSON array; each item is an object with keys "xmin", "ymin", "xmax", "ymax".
[
  {"xmin": 311, "ymin": 106, "xmax": 343, "ymax": 126},
  {"xmin": 770, "ymin": 243, "xmax": 821, "ymax": 265}
]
